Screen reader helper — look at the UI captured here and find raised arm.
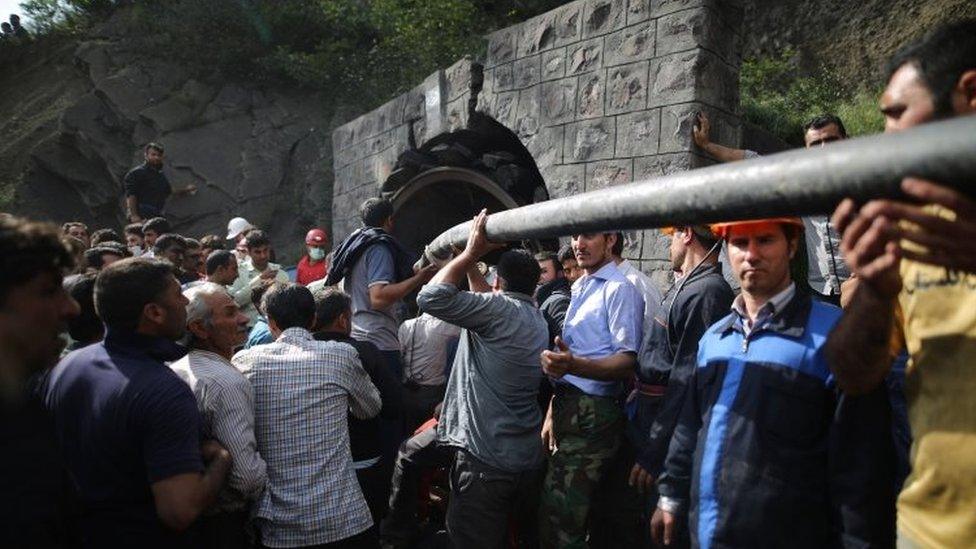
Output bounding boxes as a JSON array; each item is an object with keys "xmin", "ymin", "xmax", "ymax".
[
  {"xmin": 692, "ymin": 112, "xmax": 750, "ymax": 163},
  {"xmin": 824, "ymin": 198, "xmax": 902, "ymax": 394}
]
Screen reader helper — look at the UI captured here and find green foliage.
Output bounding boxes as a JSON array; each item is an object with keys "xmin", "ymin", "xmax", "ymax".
[
  {"xmin": 24, "ymin": 0, "xmax": 562, "ymax": 113},
  {"xmin": 741, "ymin": 49, "xmax": 884, "ymax": 144}
]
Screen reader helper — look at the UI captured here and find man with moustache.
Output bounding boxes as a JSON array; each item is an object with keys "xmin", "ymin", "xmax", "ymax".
[
  {"xmin": 539, "ymin": 232, "xmax": 644, "ymax": 548},
  {"xmin": 170, "ymin": 283, "xmax": 267, "ymax": 547}
]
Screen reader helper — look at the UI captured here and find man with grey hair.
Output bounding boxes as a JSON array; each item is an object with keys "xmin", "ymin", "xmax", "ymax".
[{"xmin": 170, "ymin": 282, "xmax": 266, "ymax": 547}]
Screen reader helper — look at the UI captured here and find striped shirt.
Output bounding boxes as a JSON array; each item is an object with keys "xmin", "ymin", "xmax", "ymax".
[
  {"xmin": 232, "ymin": 327, "xmax": 382, "ymax": 547},
  {"xmin": 169, "ymin": 349, "xmax": 266, "ymax": 513}
]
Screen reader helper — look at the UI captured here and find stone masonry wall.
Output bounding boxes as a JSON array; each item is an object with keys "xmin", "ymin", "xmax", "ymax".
[{"xmin": 332, "ymin": 0, "xmax": 744, "ymax": 289}]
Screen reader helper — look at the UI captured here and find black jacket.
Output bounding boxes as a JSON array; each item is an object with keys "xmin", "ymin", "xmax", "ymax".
[
  {"xmin": 324, "ymin": 227, "xmax": 415, "ymax": 287},
  {"xmin": 536, "ymin": 277, "xmax": 571, "ymax": 347},
  {"xmin": 639, "ymin": 262, "xmax": 734, "ymax": 474}
]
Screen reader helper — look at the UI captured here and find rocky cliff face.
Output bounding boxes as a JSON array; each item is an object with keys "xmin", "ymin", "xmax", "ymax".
[{"xmin": 0, "ymin": 20, "xmax": 335, "ymax": 263}]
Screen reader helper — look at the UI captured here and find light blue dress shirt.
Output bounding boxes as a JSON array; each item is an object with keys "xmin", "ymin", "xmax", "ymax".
[{"xmin": 559, "ymin": 261, "xmax": 644, "ymax": 397}]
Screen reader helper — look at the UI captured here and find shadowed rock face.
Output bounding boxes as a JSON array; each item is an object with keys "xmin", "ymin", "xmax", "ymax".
[{"xmin": 1, "ymin": 20, "xmax": 334, "ymax": 264}]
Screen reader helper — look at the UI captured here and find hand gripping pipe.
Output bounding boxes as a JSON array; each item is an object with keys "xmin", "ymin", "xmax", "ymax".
[{"xmin": 423, "ymin": 115, "xmax": 976, "ymax": 261}]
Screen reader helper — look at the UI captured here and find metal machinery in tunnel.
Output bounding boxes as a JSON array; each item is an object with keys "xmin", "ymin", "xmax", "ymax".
[{"xmin": 382, "ymin": 112, "xmax": 557, "ymax": 260}]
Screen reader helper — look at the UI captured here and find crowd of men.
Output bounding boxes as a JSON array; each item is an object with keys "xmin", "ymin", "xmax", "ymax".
[{"xmin": 1, "ymin": 19, "xmax": 974, "ymax": 549}]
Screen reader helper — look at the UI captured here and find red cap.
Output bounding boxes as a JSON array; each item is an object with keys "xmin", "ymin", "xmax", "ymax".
[{"xmin": 305, "ymin": 228, "xmax": 328, "ymax": 246}]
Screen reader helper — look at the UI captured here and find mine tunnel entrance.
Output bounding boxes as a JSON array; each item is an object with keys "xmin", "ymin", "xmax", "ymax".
[{"xmin": 386, "ymin": 112, "xmax": 555, "ymax": 258}]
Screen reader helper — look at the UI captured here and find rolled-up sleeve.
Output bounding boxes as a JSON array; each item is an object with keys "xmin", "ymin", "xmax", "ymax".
[
  {"xmin": 606, "ymin": 281, "xmax": 644, "ymax": 354},
  {"xmin": 417, "ymin": 283, "xmax": 495, "ymax": 332}
]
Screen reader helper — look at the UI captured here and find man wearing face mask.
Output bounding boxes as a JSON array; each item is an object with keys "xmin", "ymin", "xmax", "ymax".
[{"xmin": 297, "ymin": 228, "xmax": 329, "ymax": 286}]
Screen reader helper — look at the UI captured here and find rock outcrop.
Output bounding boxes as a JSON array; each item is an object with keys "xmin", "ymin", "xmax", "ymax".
[{"xmin": 0, "ymin": 19, "xmax": 334, "ymax": 263}]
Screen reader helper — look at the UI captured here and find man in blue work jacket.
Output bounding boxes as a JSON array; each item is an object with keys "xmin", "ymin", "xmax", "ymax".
[{"xmin": 653, "ymin": 217, "xmax": 845, "ymax": 548}]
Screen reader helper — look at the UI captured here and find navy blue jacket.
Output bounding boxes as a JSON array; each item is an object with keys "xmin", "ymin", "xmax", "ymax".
[{"xmin": 658, "ymin": 291, "xmax": 844, "ymax": 548}]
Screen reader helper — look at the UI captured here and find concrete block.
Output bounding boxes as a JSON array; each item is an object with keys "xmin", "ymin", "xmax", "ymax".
[
  {"xmin": 447, "ymin": 95, "xmax": 469, "ymax": 132},
  {"xmin": 518, "ymin": 11, "xmax": 558, "ymax": 57},
  {"xmin": 516, "ymin": 86, "xmax": 542, "ymax": 139},
  {"xmin": 554, "ymin": 2, "xmax": 584, "ymax": 46},
  {"xmin": 633, "ymin": 152, "xmax": 693, "ymax": 178},
  {"xmin": 565, "ymin": 118, "xmax": 616, "ymax": 162},
  {"xmin": 647, "ymin": 51, "xmax": 697, "ymax": 107},
  {"xmin": 445, "ymin": 57, "xmax": 473, "ymax": 101},
  {"xmin": 606, "ymin": 61, "xmax": 648, "ymax": 115},
  {"xmin": 641, "ymin": 229, "xmax": 672, "ymax": 261},
  {"xmin": 621, "ymin": 230, "xmax": 644, "ymax": 260},
  {"xmin": 491, "ymin": 90, "xmax": 520, "ymax": 130},
  {"xmin": 541, "ymin": 78, "xmax": 578, "ymax": 126},
  {"xmin": 402, "ymin": 88, "xmax": 426, "ymax": 121},
  {"xmin": 568, "ymin": 36, "xmax": 604, "ymax": 75},
  {"xmin": 638, "ymin": 258, "xmax": 673, "ymax": 292},
  {"xmin": 494, "ymin": 62, "xmax": 515, "ymax": 92},
  {"xmin": 577, "ymin": 70, "xmax": 606, "ymax": 120},
  {"xmin": 656, "ymin": 6, "xmax": 738, "ymax": 64},
  {"xmin": 585, "ymin": 159, "xmax": 633, "ymax": 191},
  {"xmin": 627, "ymin": 0, "xmax": 651, "ymax": 24},
  {"xmin": 524, "ymin": 125, "xmax": 566, "ymax": 168},
  {"xmin": 696, "ymin": 49, "xmax": 739, "ymax": 111},
  {"xmin": 542, "ymin": 48, "xmax": 568, "ymax": 81},
  {"xmin": 487, "ymin": 27, "xmax": 518, "ymax": 67},
  {"xmin": 659, "ymin": 102, "xmax": 738, "ymax": 154},
  {"xmin": 514, "ymin": 55, "xmax": 542, "ymax": 89},
  {"xmin": 605, "ymin": 21, "xmax": 655, "ymax": 66},
  {"xmin": 616, "ymin": 108, "xmax": 660, "ymax": 157},
  {"xmin": 542, "ymin": 163, "xmax": 585, "ymax": 199},
  {"xmin": 583, "ymin": 0, "xmax": 626, "ymax": 39}
]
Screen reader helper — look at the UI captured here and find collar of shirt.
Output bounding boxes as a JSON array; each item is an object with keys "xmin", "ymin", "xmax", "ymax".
[
  {"xmin": 187, "ymin": 348, "xmax": 234, "ymax": 367},
  {"xmin": 104, "ymin": 328, "xmax": 187, "ymax": 362},
  {"xmin": 575, "ymin": 260, "xmax": 619, "ymax": 292},
  {"xmin": 731, "ymin": 282, "xmax": 796, "ymax": 335},
  {"xmin": 278, "ymin": 326, "xmax": 313, "ymax": 343},
  {"xmin": 501, "ymin": 290, "xmax": 536, "ymax": 304}
]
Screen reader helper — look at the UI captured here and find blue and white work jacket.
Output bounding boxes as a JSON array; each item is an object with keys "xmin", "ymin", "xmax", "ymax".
[{"xmin": 658, "ymin": 291, "xmax": 845, "ymax": 548}]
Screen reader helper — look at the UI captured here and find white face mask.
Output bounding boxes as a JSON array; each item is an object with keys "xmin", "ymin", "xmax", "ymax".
[
  {"xmin": 128, "ymin": 245, "xmax": 143, "ymax": 257},
  {"xmin": 308, "ymin": 247, "xmax": 326, "ymax": 261}
]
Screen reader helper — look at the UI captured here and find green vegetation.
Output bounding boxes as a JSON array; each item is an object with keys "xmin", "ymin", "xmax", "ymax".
[
  {"xmin": 20, "ymin": 2, "xmax": 885, "ymax": 143},
  {"xmin": 20, "ymin": 0, "xmax": 564, "ymax": 111},
  {"xmin": 740, "ymin": 48, "xmax": 884, "ymax": 145}
]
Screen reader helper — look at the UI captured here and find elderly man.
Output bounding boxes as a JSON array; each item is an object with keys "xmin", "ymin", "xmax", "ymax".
[{"xmin": 170, "ymin": 283, "xmax": 266, "ymax": 547}]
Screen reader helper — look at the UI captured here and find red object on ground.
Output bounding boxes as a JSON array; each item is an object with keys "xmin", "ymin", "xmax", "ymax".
[{"xmin": 296, "ymin": 255, "xmax": 328, "ymax": 286}]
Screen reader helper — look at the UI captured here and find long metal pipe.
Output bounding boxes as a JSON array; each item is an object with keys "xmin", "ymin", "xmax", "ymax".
[{"xmin": 424, "ymin": 115, "xmax": 976, "ymax": 260}]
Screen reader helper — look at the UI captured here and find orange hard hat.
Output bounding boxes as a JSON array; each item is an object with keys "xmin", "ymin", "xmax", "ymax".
[
  {"xmin": 305, "ymin": 228, "xmax": 328, "ymax": 246},
  {"xmin": 709, "ymin": 218, "xmax": 804, "ymax": 238}
]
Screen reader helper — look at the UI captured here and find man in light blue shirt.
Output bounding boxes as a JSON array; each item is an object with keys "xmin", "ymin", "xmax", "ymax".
[{"xmin": 539, "ymin": 232, "xmax": 644, "ymax": 548}]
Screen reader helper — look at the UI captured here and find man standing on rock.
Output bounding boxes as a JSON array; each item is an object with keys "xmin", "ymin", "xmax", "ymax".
[{"xmin": 124, "ymin": 142, "xmax": 196, "ymax": 223}]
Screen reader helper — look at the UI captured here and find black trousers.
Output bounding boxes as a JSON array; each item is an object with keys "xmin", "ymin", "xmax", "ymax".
[
  {"xmin": 198, "ymin": 509, "xmax": 252, "ymax": 549},
  {"xmin": 380, "ymin": 426, "xmax": 452, "ymax": 546},
  {"xmin": 446, "ymin": 449, "xmax": 543, "ymax": 549},
  {"xmin": 402, "ymin": 382, "xmax": 445, "ymax": 435}
]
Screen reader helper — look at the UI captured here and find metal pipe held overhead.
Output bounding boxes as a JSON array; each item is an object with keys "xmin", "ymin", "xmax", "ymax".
[{"xmin": 424, "ymin": 115, "xmax": 976, "ymax": 260}]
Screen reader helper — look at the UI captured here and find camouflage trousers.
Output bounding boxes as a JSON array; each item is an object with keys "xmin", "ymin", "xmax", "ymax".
[{"xmin": 539, "ymin": 388, "xmax": 624, "ymax": 549}]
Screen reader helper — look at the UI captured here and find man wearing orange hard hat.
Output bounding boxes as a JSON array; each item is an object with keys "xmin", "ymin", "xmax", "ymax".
[
  {"xmin": 651, "ymin": 216, "xmax": 862, "ymax": 547},
  {"xmin": 297, "ymin": 228, "xmax": 329, "ymax": 286}
]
